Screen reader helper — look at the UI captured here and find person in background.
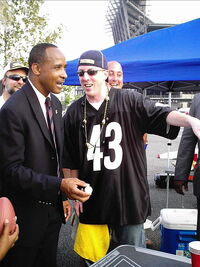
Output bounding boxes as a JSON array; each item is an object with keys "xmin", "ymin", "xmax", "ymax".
[
  {"xmin": 62, "ymin": 49, "xmax": 200, "ymax": 265},
  {"xmin": 0, "ymin": 220, "xmax": 19, "ymax": 261},
  {"xmin": 174, "ymin": 94, "xmax": 200, "ymax": 240},
  {"xmin": 107, "ymin": 61, "xmax": 123, "ymax": 89},
  {"xmin": 0, "ymin": 43, "xmax": 91, "ymax": 267},
  {"xmin": 0, "ymin": 63, "xmax": 28, "ymax": 195},
  {"xmin": 0, "ymin": 62, "xmax": 28, "ymax": 109}
]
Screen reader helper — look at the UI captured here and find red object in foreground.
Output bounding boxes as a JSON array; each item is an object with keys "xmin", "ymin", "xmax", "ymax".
[
  {"xmin": 189, "ymin": 241, "xmax": 200, "ymax": 267},
  {"xmin": 0, "ymin": 197, "xmax": 16, "ymax": 235},
  {"xmin": 191, "ymin": 253, "xmax": 200, "ymax": 267}
]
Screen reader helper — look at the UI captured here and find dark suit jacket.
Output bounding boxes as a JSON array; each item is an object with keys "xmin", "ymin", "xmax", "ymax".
[
  {"xmin": 174, "ymin": 93, "xmax": 200, "ymax": 197},
  {"xmin": 0, "ymin": 81, "xmax": 65, "ymax": 246}
]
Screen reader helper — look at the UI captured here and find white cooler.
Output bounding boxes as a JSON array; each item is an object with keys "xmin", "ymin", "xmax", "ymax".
[{"xmin": 151, "ymin": 208, "xmax": 197, "ymax": 257}]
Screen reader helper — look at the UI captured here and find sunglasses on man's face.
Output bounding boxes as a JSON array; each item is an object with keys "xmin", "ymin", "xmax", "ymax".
[
  {"xmin": 6, "ymin": 74, "xmax": 27, "ymax": 83},
  {"xmin": 77, "ymin": 69, "xmax": 104, "ymax": 77}
]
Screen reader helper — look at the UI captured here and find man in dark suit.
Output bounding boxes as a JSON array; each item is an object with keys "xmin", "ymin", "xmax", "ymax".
[
  {"xmin": 174, "ymin": 93, "xmax": 200, "ymax": 240},
  {"xmin": 0, "ymin": 43, "xmax": 91, "ymax": 267}
]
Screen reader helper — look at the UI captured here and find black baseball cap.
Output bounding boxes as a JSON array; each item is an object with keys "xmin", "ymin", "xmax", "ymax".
[{"xmin": 78, "ymin": 50, "xmax": 108, "ymax": 70}]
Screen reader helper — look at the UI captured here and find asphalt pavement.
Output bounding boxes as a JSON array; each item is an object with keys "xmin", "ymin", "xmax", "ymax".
[{"xmin": 57, "ymin": 128, "xmax": 197, "ymax": 266}]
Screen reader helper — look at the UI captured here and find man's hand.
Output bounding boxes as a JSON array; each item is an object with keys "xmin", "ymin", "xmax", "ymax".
[
  {"xmin": 74, "ymin": 200, "xmax": 83, "ymax": 217},
  {"xmin": 63, "ymin": 200, "xmax": 71, "ymax": 222},
  {"xmin": 0, "ymin": 219, "xmax": 19, "ymax": 261},
  {"xmin": 174, "ymin": 180, "xmax": 188, "ymax": 195},
  {"xmin": 60, "ymin": 178, "xmax": 91, "ymax": 202}
]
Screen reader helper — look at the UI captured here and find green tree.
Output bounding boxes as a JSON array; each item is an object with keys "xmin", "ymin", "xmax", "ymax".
[
  {"xmin": 62, "ymin": 85, "xmax": 82, "ymax": 109},
  {"xmin": 0, "ymin": 0, "xmax": 64, "ymax": 68}
]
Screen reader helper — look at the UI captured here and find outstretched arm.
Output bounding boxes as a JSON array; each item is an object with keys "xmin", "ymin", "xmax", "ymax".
[{"xmin": 166, "ymin": 111, "xmax": 200, "ymax": 139}]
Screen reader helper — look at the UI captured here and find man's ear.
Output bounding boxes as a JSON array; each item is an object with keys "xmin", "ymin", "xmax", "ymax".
[
  {"xmin": 31, "ymin": 63, "xmax": 40, "ymax": 75},
  {"xmin": 1, "ymin": 78, "xmax": 6, "ymax": 88}
]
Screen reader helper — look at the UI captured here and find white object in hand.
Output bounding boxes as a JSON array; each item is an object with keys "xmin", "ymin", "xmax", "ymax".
[{"xmin": 84, "ymin": 184, "xmax": 93, "ymax": 194}]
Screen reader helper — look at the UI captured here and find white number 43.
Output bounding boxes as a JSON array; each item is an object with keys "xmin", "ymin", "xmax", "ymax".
[{"xmin": 87, "ymin": 122, "xmax": 123, "ymax": 171}]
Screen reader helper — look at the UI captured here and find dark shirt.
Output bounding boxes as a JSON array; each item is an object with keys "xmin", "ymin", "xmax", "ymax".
[{"xmin": 63, "ymin": 88, "xmax": 180, "ymax": 225}]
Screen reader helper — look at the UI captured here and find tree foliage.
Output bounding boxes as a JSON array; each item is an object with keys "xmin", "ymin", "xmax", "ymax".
[
  {"xmin": 0, "ymin": 0, "xmax": 64, "ymax": 68},
  {"xmin": 62, "ymin": 85, "xmax": 82, "ymax": 109}
]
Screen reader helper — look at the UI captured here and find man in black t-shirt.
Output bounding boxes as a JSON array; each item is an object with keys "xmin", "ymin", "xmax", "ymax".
[{"xmin": 63, "ymin": 50, "xmax": 200, "ymax": 263}]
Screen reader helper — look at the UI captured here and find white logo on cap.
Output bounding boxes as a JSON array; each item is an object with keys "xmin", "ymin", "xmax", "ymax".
[{"xmin": 80, "ymin": 59, "xmax": 95, "ymax": 64}]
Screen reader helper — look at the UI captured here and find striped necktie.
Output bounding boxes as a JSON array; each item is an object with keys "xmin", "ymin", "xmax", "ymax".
[
  {"xmin": 45, "ymin": 97, "xmax": 56, "ymax": 146},
  {"xmin": 45, "ymin": 97, "xmax": 60, "ymax": 176}
]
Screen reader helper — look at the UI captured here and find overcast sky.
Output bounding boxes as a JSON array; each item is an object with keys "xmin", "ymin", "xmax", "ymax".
[
  {"xmin": 146, "ymin": 0, "xmax": 200, "ymax": 23},
  {"xmin": 41, "ymin": 1, "xmax": 200, "ymax": 60}
]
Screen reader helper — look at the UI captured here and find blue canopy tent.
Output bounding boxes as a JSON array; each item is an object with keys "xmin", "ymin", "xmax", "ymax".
[
  {"xmin": 64, "ymin": 18, "xmax": 200, "ymax": 92},
  {"xmin": 63, "ymin": 18, "xmax": 200, "ymax": 209}
]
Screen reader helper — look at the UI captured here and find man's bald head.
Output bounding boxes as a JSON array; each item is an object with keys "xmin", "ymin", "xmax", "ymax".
[{"xmin": 108, "ymin": 61, "xmax": 123, "ymax": 89}]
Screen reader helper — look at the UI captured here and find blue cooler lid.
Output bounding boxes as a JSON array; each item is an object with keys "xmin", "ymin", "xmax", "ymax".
[{"xmin": 160, "ymin": 208, "xmax": 197, "ymax": 230}]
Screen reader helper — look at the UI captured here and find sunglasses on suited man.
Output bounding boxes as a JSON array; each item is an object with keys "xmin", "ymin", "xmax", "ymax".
[
  {"xmin": 6, "ymin": 74, "xmax": 27, "ymax": 83},
  {"xmin": 77, "ymin": 69, "xmax": 105, "ymax": 77}
]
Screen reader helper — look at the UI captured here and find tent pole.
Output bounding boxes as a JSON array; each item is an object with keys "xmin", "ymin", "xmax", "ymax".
[
  {"xmin": 168, "ymin": 91, "xmax": 172, "ymax": 108},
  {"xmin": 166, "ymin": 92, "xmax": 172, "ymax": 208}
]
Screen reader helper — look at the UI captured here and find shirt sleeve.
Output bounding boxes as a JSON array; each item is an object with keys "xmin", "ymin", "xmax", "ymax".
[{"xmin": 131, "ymin": 92, "xmax": 180, "ymax": 139}]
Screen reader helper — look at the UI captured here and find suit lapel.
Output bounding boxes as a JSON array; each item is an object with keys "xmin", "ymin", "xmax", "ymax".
[{"xmin": 23, "ymin": 82, "xmax": 55, "ymax": 148}]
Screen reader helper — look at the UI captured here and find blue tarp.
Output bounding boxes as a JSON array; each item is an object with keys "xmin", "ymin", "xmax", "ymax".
[{"xmin": 64, "ymin": 18, "xmax": 200, "ymax": 86}]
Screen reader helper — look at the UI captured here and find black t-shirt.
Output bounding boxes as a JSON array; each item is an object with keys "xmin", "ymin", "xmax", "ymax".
[{"xmin": 63, "ymin": 88, "xmax": 180, "ymax": 225}]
